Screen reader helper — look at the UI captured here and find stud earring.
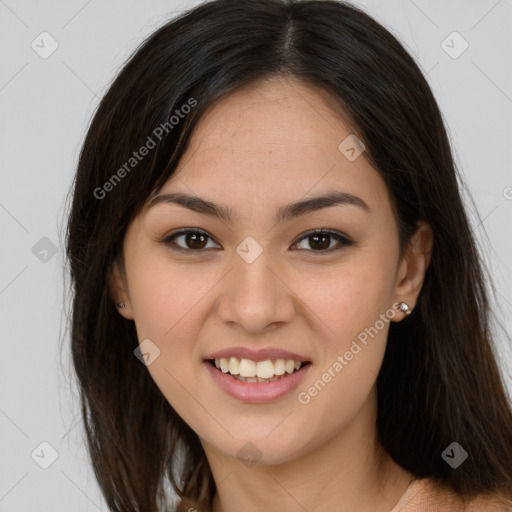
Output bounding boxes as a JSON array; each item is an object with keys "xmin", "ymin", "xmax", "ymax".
[
  {"xmin": 396, "ymin": 302, "xmax": 412, "ymax": 315},
  {"xmin": 117, "ymin": 302, "xmax": 125, "ymax": 309}
]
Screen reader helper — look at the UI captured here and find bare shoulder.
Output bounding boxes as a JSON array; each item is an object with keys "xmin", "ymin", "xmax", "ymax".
[
  {"xmin": 464, "ymin": 488, "xmax": 512, "ymax": 512},
  {"xmin": 391, "ymin": 477, "xmax": 512, "ymax": 512}
]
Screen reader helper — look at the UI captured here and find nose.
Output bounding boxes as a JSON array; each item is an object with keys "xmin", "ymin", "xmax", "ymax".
[{"xmin": 215, "ymin": 245, "xmax": 296, "ymax": 333}]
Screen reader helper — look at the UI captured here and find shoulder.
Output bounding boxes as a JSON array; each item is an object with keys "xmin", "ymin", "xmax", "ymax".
[{"xmin": 390, "ymin": 477, "xmax": 512, "ymax": 512}]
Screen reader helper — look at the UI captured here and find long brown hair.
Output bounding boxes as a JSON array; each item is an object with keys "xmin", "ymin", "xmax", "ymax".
[{"xmin": 65, "ymin": 0, "xmax": 512, "ymax": 510}]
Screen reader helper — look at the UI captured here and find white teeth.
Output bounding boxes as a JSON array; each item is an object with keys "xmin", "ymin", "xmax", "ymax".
[
  {"xmin": 212, "ymin": 357, "xmax": 305, "ymax": 379},
  {"xmin": 274, "ymin": 359, "xmax": 286, "ymax": 375},
  {"xmin": 240, "ymin": 377, "xmax": 258, "ymax": 383},
  {"xmin": 228, "ymin": 356, "xmax": 240, "ymax": 375},
  {"xmin": 220, "ymin": 357, "xmax": 229, "ymax": 373},
  {"xmin": 239, "ymin": 358, "xmax": 257, "ymax": 377},
  {"xmin": 256, "ymin": 360, "xmax": 274, "ymax": 379},
  {"xmin": 285, "ymin": 360, "xmax": 295, "ymax": 374}
]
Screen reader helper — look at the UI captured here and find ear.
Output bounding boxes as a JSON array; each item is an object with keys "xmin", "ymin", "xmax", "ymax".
[
  {"xmin": 391, "ymin": 220, "xmax": 433, "ymax": 321},
  {"xmin": 109, "ymin": 258, "xmax": 134, "ymax": 320}
]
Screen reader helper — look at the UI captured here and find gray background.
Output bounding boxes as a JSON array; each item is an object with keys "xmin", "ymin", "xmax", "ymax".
[{"xmin": 1, "ymin": 0, "xmax": 511, "ymax": 510}]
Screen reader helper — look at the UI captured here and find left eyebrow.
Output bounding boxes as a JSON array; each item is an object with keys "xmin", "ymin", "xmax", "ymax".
[{"xmin": 146, "ymin": 190, "xmax": 370, "ymax": 224}]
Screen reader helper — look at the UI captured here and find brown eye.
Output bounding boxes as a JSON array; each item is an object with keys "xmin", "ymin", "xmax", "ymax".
[
  {"xmin": 163, "ymin": 229, "xmax": 220, "ymax": 252},
  {"xmin": 308, "ymin": 234, "xmax": 331, "ymax": 250},
  {"xmin": 183, "ymin": 232, "xmax": 208, "ymax": 249},
  {"xmin": 162, "ymin": 228, "xmax": 354, "ymax": 255},
  {"xmin": 293, "ymin": 229, "xmax": 354, "ymax": 253}
]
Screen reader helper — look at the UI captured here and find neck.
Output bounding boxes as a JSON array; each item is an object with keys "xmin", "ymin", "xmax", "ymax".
[{"xmin": 203, "ymin": 386, "xmax": 415, "ymax": 512}]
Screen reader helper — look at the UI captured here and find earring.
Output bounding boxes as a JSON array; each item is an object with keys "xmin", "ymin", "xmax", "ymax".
[
  {"xmin": 396, "ymin": 302, "xmax": 412, "ymax": 316},
  {"xmin": 117, "ymin": 302, "xmax": 125, "ymax": 309}
]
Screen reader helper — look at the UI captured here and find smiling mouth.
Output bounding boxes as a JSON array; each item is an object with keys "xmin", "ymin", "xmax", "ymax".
[{"xmin": 207, "ymin": 357, "xmax": 311, "ymax": 383}]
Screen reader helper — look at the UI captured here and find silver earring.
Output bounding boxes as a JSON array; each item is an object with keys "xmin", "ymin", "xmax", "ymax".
[
  {"xmin": 396, "ymin": 302, "xmax": 412, "ymax": 315},
  {"xmin": 117, "ymin": 302, "xmax": 125, "ymax": 309}
]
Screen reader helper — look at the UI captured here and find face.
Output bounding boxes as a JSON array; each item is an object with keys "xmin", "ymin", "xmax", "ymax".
[{"xmin": 111, "ymin": 76, "xmax": 431, "ymax": 467}]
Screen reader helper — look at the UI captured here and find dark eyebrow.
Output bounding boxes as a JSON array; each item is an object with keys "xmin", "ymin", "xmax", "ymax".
[{"xmin": 147, "ymin": 190, "xmax": 370, "ymax": 224}]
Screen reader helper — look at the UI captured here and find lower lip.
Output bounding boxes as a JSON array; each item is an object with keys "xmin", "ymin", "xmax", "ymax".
[{"xmin": 204, "ymin": 361, "xmax": 312, "ymax": 403}]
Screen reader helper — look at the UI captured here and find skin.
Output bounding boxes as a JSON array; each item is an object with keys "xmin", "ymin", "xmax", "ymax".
[{"xmin": 111, "ymin": 76, "xmax": 433, "ymax": 512}]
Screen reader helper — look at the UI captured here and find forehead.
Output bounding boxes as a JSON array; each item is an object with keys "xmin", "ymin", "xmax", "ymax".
[
  {"xmin": 158, "ymin": 77, "xmax": 391, "ymax": 218},
  {"xmin": 187, "ymin": 77, "xmax": 352, "ymax": 155}
]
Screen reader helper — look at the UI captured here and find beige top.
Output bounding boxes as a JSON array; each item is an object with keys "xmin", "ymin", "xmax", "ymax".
[{"xmin": 390, "ymin": 478, "xmax": 512, "ymax": 511}]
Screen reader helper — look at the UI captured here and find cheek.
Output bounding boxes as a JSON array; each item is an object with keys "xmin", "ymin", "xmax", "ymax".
[
  {"xmin": 124, "ymin": 255, "xmax": 212, "ymax": 428},
  {"xmin": 292, "ymin": 249, "xmax": 396, "ymax": 416},
  {"xmin": 126, "ymin": 252, "xmax": 211, "ymax": 340},
  {"xmin": 295, "ymin": 253, "xmax": 397, "ymax": 346}
]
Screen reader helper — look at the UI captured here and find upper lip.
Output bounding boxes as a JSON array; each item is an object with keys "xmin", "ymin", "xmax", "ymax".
[{"xmin": 205, "ymin": 346, "xmax": 310, "ymax": 363}]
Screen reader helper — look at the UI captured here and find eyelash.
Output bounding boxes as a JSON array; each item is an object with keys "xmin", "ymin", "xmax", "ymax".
[{"xmin": 161, "ymin": 228, "xmax": 355, "ymax": 255}]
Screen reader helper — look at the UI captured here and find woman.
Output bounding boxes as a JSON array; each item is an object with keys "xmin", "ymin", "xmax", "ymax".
[{"xmin": 65, "ymin": 0, "xmax": 512, "ymax": 510}]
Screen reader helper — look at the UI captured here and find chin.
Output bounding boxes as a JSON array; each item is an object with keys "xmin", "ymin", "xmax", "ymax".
[{"xmin": 199, "ymin": 418, "xmax": 316, "ymax": 467}]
